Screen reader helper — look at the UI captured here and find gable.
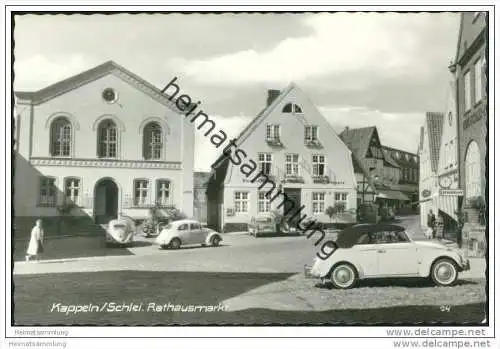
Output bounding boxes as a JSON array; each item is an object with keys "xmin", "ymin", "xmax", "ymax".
[
  {"xmin": 339, "ymin": 126, "xmax": 375, "ymax": 161},
  {"xmin": 15, "ymin": 60, "xmax": 179, "ymax": 112},
  {"xmin": 425, "ymin": 112, "xmax": 444, "ymax": 173}
]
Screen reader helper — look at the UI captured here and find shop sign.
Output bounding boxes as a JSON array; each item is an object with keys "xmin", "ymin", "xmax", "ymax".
[{"xmin": 440, "ymin": 189, "xmax": 464, "ymax": 196}]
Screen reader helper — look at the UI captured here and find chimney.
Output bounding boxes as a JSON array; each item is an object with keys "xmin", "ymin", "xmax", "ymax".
[{"xmin": 267, "ymin": 89, "xmax": 280, "ymax": 106}]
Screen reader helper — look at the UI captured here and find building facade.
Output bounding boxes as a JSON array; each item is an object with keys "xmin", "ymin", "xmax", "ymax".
[
  {"xmin": 418, "ymin": 112, "xmax": 444, "ymax": 228},
  {"xmin": 340, "ymin": 126, "xmax": 419, "ymax": 212},
  {"xmin": 452, "ymin": 12, "xmax": 487, "ymax": 251},
  {"xmin": 14, "ymin": 61, "xmax": 195, "ymax": 236},
  {"xmin": 435, "ymin": 80, "xmax": 462, "ymax": 233},
  {"xmin": 193, "ymin": 171, "xmax": 211, "ymax": 224},
  {"xmin": 207, "ymin": 84, "xmax": 357, "ymax": 232}
]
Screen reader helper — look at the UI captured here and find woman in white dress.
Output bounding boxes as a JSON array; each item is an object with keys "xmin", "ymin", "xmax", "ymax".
[{"xmin": 26, "ymin": 219, "xmax": 44, "ymax": 262}]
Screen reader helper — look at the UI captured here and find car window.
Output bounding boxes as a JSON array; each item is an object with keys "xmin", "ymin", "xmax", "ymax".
[
  {"xmin": 190, "ymin": 223, "xmax": 201, "ymax": 230},
  {"xmin": 355, "ymin": 233, "xmax": 371, "ymax": 245},
  {"xmin": 178, "ymin": 224, "xmax": 188, "ymax": 231},
  {"xmin": 371, "ymin": 230, "xmax": 407, "ymax": 244}
]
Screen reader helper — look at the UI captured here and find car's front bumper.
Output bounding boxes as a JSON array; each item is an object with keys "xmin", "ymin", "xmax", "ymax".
[
  {"xmin": 460, "ymin": 259, "xmax": 471, "ymax": 271},
  {"xmin": 304, "ymin": 264, "xmax": 322, "ymax": 279}
]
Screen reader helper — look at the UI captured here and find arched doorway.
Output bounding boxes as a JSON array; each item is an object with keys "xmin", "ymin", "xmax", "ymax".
[{"xmin": 94, "ymin": 178, "xmax": 119, "ymax": 224}]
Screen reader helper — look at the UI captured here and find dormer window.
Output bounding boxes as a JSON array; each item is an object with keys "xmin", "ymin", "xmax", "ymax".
[
  {"xmin": 282, "ymin": 103, "xmax": 303, "ymax": 113},
  {"xmin": 304, "ymin": 125, "xmax": 318, "ymax": 142}
]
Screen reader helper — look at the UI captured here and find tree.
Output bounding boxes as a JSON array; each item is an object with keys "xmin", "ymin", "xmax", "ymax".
[{"xmin": 325, "ymin": 206, "xmax": 335, "ymax": 222}]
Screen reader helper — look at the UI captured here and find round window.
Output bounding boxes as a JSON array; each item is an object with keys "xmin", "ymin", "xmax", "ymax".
[{"xmin": 102, "ymin": 88, "xmax": 118, "ymax": 103}]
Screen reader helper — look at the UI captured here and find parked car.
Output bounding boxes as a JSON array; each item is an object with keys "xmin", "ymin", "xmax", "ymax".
[
  {"xmin": 105, "ymin": 218, "xmax": 135, "ymax": 247},
  {"xmin": 305, "ymin": 223, "xmax": 470, "ymax": 288},
  {"xmin": 155, "ymin": 219, "xmax": 222, "ymax": 249},
  {"xmin": 248, "ymin": 215, "xmax": 277, "ymax": 237},
  {"xmin": 357, "ymin": 203, "xmax": 380, "ymax": 223}
]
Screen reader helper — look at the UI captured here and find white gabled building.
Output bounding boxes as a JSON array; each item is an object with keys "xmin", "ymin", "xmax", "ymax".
[
  {"xmin": 206, "ymin": 84, "xmax": 357, "ymax": 232},
  {"xmin": 14, "ymin": 61, "xmax": 195, "ymax": 237},
  {"xmin": 418, "ymin": 112, "xmax": 444, "ymax": 228}
]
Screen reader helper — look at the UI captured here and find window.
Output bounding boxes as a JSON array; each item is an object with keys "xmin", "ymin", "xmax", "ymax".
[
  {"xmin": 102, "ymin": 88, "xmax": 118, "ymax": 103},
  {"xmin": 98, "ymin": 119, "xmax": 118, "ymax": 158},
  {"xmin": 64, "ymin": 177, "xmax": 80, "ymax": 205},
  {"xmin": 234, "ymin": 192, "xmax": 249, "ymax": 213},
  {"xmin": 474, "ymin": 59, "xmax": 483, "ymax": 104},
  {"xmin": 258, "ymin": 191, "xmax": 271, "ymax": 213},
  {"xmin": 190, "ymin": 223, "xmax": 202, "ymax": 230},
  {"xmin": 464, "ymin": 71, "xmax": 472, "ymax": 111},
  {"xmin": 371, "ymin": 231, "xmax": 409, "ymax": 244},
  {"xmin": 134, "ymin": 179, "xmax": 149, "ymax": 207},
  {"xmin": 39, "ymin": 177, "xmax": 56, "ymax": 206},
  {"xmin": 305, "ymin": 125, "xmax": 318, "ymax": 142},
  {"xmin": 50, "ymin": 117, "xmax": 72, "ymax": 157},
  {"xmin": 282, "ymin": 103, "xmax": 293, "ymax": 113},
  {"xmin": 312, "ymin": 192, "xmax": 325, "ymax": 214},
  {"xmin": 143, "ymin": 122, "xmax": 163, "ymax": 160},
  {"xmin": 465, "ymin": 141, "xmax": 481, "ymax": 199},
  {"xmin": 258, "ymin": 153, "xmax": 272, "ymax": 174},
  {"xmin": 178, "ymin": 223, "xmax": 188, "ymax": 231},
  {"xmin": 312, "ymin": 154, "xmax": 325, "ymax": 176},
  {"xmin": 282, "ymin": 103, "xmax": 303, "ymax": 113},
  {"xmin": 156, "ymin": 179, "xmax": 170, "ymax": 206},
  {"xmin": 335, "ymin": 192, "xmax": 348, "ymax": 201},
  {"xmin": 266, "ymin": 124, "xmax": 281, "ymax": 141},
  {"xmin": 285, "ymin": 154, "xmax": 300, "ymax": 175}
]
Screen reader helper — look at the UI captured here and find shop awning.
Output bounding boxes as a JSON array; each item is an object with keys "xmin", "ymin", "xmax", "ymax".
[
  {"xmin": 437, "ymin": 195, "xmax": 458, "ymax": 221},
  {"xmin": 376, "ymin": 190, "xmax": 410, "ymax": 201}
]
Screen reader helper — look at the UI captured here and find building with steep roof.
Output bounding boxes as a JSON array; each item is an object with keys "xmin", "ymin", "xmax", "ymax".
[
  {"xmin": 207, "ymin": 85, "xmax": 357, "ymax": 232},
  {"xmin": 339, "ymin": 126, "xmax": 419, "ymax": 211},
  {"xmin": 14, "ymin": 61, "xmax": 195, "ymax": 237}
]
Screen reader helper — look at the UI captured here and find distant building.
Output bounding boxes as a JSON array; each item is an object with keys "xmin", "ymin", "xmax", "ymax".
[
  {"xmin": 193, "ymin": 171, "xmax": 211, "ymax": 223},
  {"xmin": 418, "ymin": 112, "xmax": 444, "ymax": 228},
  {"xmin": 451, "ymin": 12, "xmax": 487, "ymax": 249},
  {"xmin": 435, "ymin": 80, "xmax": 461, "ymax": 234},
  {"xmin": 14, "ymin": 61, "xmax": 195, "ymax": 237},
  {"xmin": 340, "ymin": 126, "xmax": 419, "ymax": 212},
  {"xmin": 207, "ymin": 84, "xmax": 357, "ymax": 232}
]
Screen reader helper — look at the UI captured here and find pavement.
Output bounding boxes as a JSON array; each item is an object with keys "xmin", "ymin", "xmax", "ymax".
[{"xmin": 11, "ymin": 215, "xmax": 487, "ymax": 324}]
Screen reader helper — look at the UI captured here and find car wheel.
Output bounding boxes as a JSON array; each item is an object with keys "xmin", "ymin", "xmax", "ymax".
[
  {"xmin": 330, "ymin": 263, "xmax": 358, "ymax": 289},
  {"xmin": 431, "ymin": 258, "xmax": 458, "ymax": 286},
  {"xmin": 211, "ymin": 235, "xmax": 221, "ymax": 247},
  {"xmin": 169, "ymin": 238, "xmax": 181, "ymax": 249}
]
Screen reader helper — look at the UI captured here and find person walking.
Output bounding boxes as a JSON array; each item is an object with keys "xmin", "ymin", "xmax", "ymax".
[
  {"xmin": 26, "ymin": 219, "xmax": 44, "ymax": 262},
  {"xmin": 427, "ymin": 210, "xmax": 436, "ymax": 239}
]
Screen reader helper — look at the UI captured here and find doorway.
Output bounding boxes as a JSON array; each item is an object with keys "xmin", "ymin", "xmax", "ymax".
[
  {"xmin": 94, "ymin": 178, "xmax": 119, "ymax": 224},
  {"xmin": 283, "ymin": 188, "xmax": 302, "ymax": 225}
]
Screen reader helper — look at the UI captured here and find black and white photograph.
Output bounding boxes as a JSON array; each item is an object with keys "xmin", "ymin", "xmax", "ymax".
[{"xmin": 3, "ymin": 4, "xmax": 496, "ymax": 349}]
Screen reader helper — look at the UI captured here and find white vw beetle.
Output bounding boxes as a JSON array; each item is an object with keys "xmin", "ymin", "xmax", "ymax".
[
  {"xmin": 155, "ymin": 219, "xmax": 223, "ymax": 249},
  {"xmin": 306, "ymin": 224, "xmax": 470, "ymax": 288}
]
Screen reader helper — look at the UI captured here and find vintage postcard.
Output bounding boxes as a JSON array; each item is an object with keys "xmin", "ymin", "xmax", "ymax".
[{"xmin": 3, "ymin": 4, "xmax": 496, "ymax": 349}]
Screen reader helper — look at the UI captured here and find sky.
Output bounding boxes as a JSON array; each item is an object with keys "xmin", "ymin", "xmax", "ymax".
[{"xmin": 14, "ymin": 13, "xmax": 461, "ymax": 171}]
